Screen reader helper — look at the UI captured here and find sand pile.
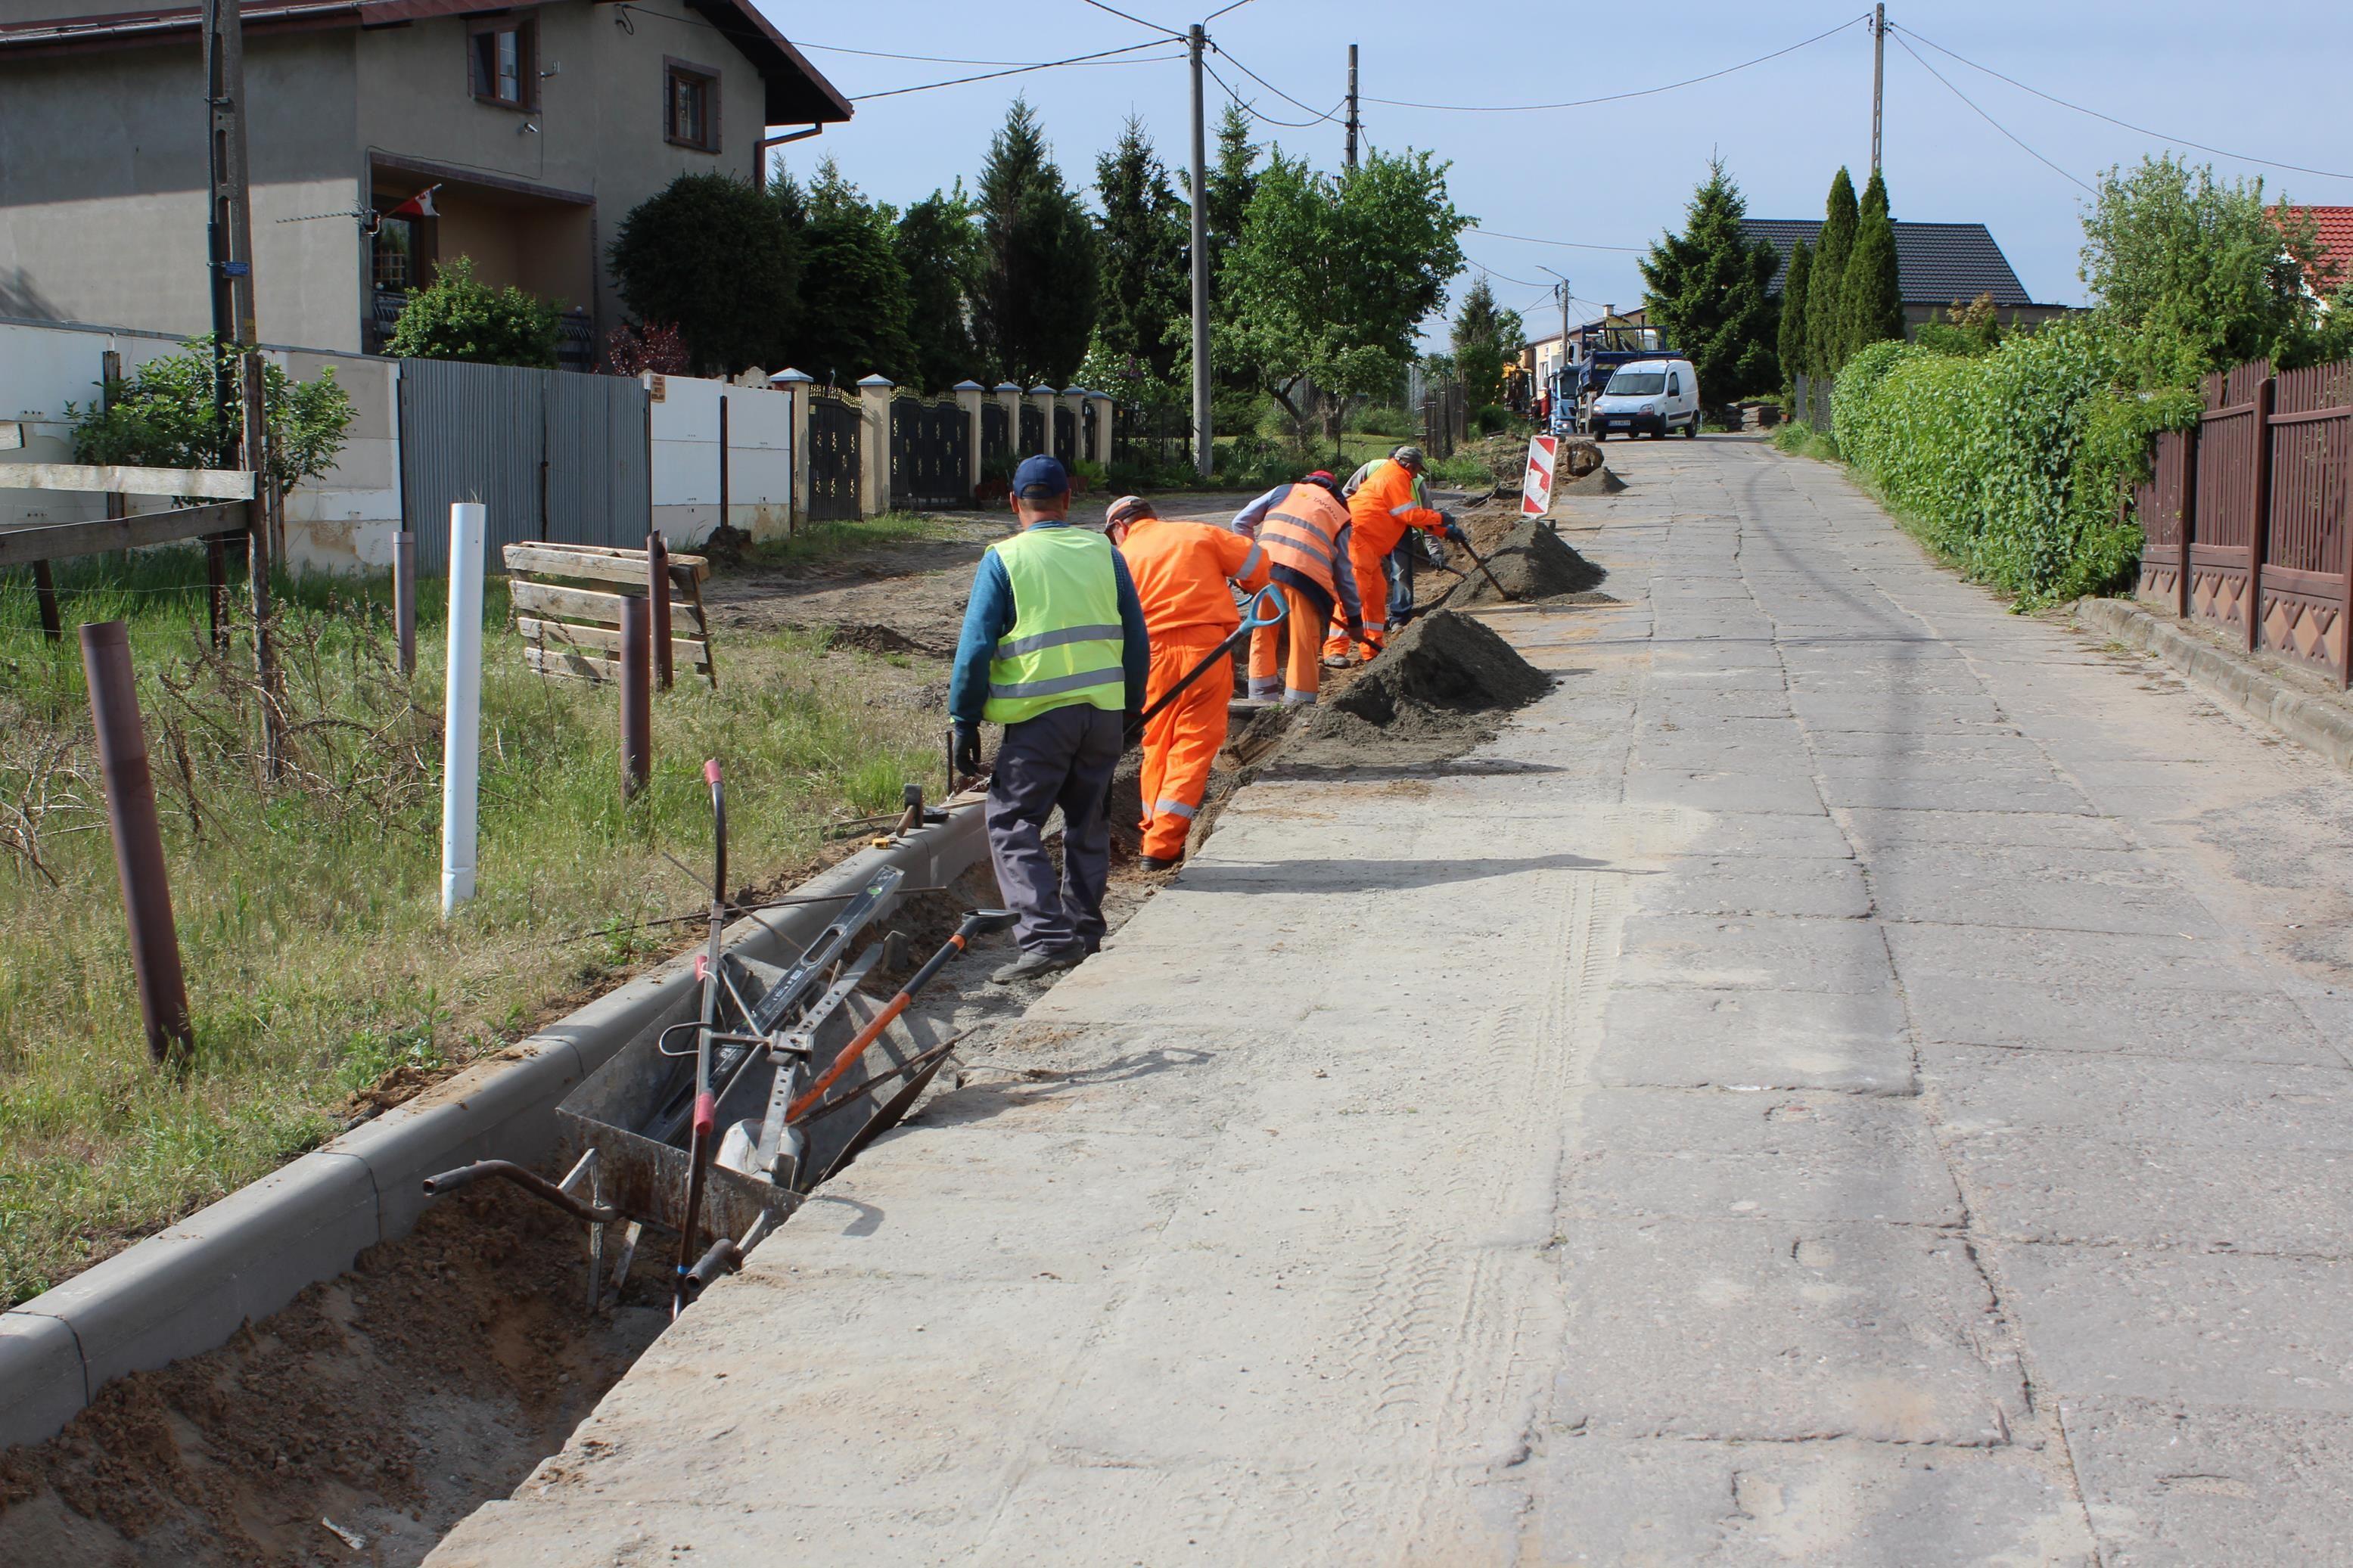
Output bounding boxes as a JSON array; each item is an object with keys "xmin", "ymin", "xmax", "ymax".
[
  {"xmin": 1267, "ymin": 610, "xmax": 1551, "ymax": 771},
  {"xmin": 1450, "ymin": 516, "xmax": 1607, "ymax": 607},
  {"xmin": 1560, "ymin": 465, "xmax": 1627, "ymax": 495}
]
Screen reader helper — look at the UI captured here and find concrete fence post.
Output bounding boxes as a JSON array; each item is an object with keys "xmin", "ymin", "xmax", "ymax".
[
  {"xmin": 770, "ymin": 368, "xmax": 813, "ymax": 534},
  {"xmin": 1058, "ymin": 387, "xmax": 1085, "ymax": 464},
  {"xmin": 1028, "ymin": 384, "xmax": 1057, "ymax": 458},
  {"xmin": 995, "ymin": 382, "xmax": 1025, "ymax": 460},
  {"xmin": 954, "ymin": 380, "xmax": 985, "ymax": 502},
  {"xmin": 79, "ymin": 619, "xmax": 194, "ymax": 1063},
  {"xmin": 1087, "ymin": 390, "xmax": 1115, "ymax": 467},
  {"xmin": 858, "ymin": 374, "xmax": 894, "ymax": 519}
]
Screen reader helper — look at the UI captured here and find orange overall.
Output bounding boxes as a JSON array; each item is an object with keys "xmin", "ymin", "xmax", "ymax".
[
  {"xmin": 1117, "ymin": 516, "xmax": 1268, "ymax": 862},
  {"xmin": 1245, "ymin": 482, "xmax": 1354, "ymax": 706},
  {"xmin": 1329, "ymin": 460, "xmax": 1445, "ymax": 659}
]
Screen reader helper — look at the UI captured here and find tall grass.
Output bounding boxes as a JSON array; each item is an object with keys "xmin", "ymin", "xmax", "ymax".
[{"xmin": 0, "ymin": 546, "xmax": 936, "ymax": 1305}]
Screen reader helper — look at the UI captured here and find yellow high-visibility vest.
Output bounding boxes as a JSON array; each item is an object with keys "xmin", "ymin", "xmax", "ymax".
[{"xmin": 984, "ymin": 526, "xmax": 1126, "ymax": 724}]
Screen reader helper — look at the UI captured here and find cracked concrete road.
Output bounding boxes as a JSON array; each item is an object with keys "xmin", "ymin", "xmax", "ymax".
[{"xmin": 431, "ymin": 435, "xmax": 2353, "ymax": 1565}]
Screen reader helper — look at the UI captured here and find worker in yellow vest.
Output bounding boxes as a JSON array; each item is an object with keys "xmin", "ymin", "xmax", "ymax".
[{"xmin": 950, "ymin": 455, "xmax": 1152, "ymax": 983}]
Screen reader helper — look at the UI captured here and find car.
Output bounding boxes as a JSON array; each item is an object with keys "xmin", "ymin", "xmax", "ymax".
[{"xmin": 1587, "ymin": 357, "xmax": 1701, "ymax": 440}]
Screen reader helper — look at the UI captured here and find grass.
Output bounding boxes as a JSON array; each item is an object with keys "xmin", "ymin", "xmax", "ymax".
[
  {"xmin": 744, "ymin": 509, "xmax": 955, "ymax": 567},
  {"xmin": 0, "ymin": 540, "xmax": 941, "ymax": 1306},
  {"xmin": 1772, "ymin": 423, "xmax": 1842, "ymax": 462}
]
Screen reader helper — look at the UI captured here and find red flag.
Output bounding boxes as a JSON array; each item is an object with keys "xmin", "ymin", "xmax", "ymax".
[{"xmin": 384, "ymin": 185, "xmax": 440, "ymax": 221}]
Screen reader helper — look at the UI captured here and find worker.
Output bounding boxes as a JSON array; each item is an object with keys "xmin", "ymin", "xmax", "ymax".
[
  {"xmin": 1103, "ymin": 494, "xmax": 1269, "ymax": 871},
  {"xmin": 1329, "ymin": 445, "xmax": 1466, "ymax": 664},
  {"xmin": 1229, "ymin": 470, "xmax": 1360, "ymax": 706},
  {"xmin": 949, "ymin": 455, "xmax": 1151, "ymax": 984}
]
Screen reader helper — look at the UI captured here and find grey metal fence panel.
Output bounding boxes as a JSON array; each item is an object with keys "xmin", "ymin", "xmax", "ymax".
[
  {"xmin": 546, "ymin": 371, "xmax": 650, "ymax": 549},
  {"xmin": 399, "ymin": 358, "xmax": 547, "ymax": 573}
]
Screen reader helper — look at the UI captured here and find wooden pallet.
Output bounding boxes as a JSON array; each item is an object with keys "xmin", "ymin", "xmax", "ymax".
[{"xmin": 502, "ymin": 541, "xmax": 717, "ymax": 688}]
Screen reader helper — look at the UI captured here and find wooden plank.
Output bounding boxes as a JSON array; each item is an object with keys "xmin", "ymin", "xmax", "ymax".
[
  {"xmin": 502, "ymin": 541, "xmax": 710, "ymax": 585},
  {"xmin": 508, "ymin": 577, "xmax": 629, "ymax": 625},
  {"xmin": 517, "ymin": 616, "xmax": 711, "ymax": 669},
  {"xmin": 0, "ymin": 500, "xmax": 250, "ymax": 570},
  {"xmin": 0, "ymin": 462, "xmax": 254, "ymax": 499},
  {"xmin": 525, "ymin": 644, "xmax": 620, "ymax": 683}
]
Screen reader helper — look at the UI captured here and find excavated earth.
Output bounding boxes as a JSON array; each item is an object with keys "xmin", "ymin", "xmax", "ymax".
[
  {"xmin": 1446, "ymin": 514, "xmax": 1608, "ymax": 606},
  {"xmin": 1248, "ymin": 609, "xmax": 1554, "ymax": 774}
]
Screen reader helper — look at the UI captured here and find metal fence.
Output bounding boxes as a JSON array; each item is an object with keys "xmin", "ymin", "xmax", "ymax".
[
  {"xmin": 396, "ymin": 357, "xmax": 648, "ymax": 573},
  {"xmin": 1081, "ymin": 399, "xmax": 1099, "ymax": 461},
  {"xmin": 1018, "ymin": 403, "xmax": 1046, "ymax": 458},
  {"xmin": 1112, "ymin": 402, "xmax": 1189, "ymax": 471},
  {"xmin": 807, "ymin": 388, "xmax": 862, "ymax": 522},
  {"xmin": 1418, "ymin": 380, "xmax": 1466, "ymax": 460},
  {"xmin": 981, "ymin": 402, "xmax": 1010, "ymax": 470},
  {"xmin": 1793, "ymin": 372, "xmax": 1836, "ymax": 435},
  {"xmin": 890, "ymin": 393, "xmax": 970, "ymax": 509},
  {"xmin": 2133, "ymin": 356, "xmax": 2353, "ymax": 685},
  {"xmin": 1052, "ymin": 405, "xmax": 1077, "ymax": 467}
]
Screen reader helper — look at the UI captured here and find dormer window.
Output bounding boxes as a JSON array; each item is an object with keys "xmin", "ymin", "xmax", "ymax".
[{"xmin": 470, "ymin": 16, "xmax": 536, "ymax": 109}]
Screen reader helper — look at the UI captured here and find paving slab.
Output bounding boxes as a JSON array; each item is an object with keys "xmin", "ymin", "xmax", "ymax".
[
  {"xmin": 1590, "ymin": 984, "xmax": 1916, "ymax": 1094},
  {"xmin": 2061, "ymin": 1399, "xmax": 2353, "ymax": 1566}
]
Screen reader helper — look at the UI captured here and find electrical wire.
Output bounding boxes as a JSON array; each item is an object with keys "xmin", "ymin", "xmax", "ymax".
[
  {"xmin": 850, "ymin": 40, "xmax": 1182, "ymax": 101},
  {"xmin": 1888, "ymin": 33, "xmax": 2090, "ymax": 194},
  {"xmin": 1202, "ymin": 60, "xmax": 1343, "ymax": 129},
  {"xmin": 1363, "ymin": 14, "xmax": 1867, "ymax": 112},
  {"xmin": 1204, "ymin": 0, "xmax": 1257, "ymax": 19},
  {"xmin": 1210, "ymin": 42, "xmax": 1345, "ymax": 125},
  {"xmin": 794, "ymin": 42, "xmax": 1097, "ymax": 67},
  {"xmin": 1075, "ymin": 0, "xmax": 1185, "ymax": 40},
  {"xmin": 1894, "ymin": 22, "xmax": 2353, "ymax": 185},
  {"xmin": 1466, "ymin": 226, "xmax": 1646, "ymax": 254}
]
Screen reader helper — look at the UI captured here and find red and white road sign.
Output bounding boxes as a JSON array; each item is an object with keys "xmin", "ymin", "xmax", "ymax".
[{"xmin": 1521, "ymin": 434, "xmax": 1559, "ymax": 517}]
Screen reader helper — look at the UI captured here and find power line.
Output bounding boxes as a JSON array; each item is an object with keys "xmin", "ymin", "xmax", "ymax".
[
  {"xmin": 1888, "ymin": 33, "xmax": 2090, "ymax": 194},
  {"xmin": 1203, "ymin": 0, "xmax": 1257, "ymax": 19},
  {"xmin": 1075, "ymin": 0, "xmax": 1185, "ymax": 40},
  {"xmin": 794, "ymin": 42, "xmax": 1093, "ymax": 67},
  {"xmin": 1363, "ymin": 14, "xmax": 1867, "ymax": 113},
  {"xmin": 850, "ymin": 40, "xmax": 1180, "ymax": 101},
  {"xmin": 1894, "ymin": 23, "xmax": 2353, "ymax": 185},
  {"xmin": 1466, "ymin": 226, "xmax": 1646, "ymax": 254},
  {"xmin": 1201, "ymin": 59, "xmax": 1341, "ymax": 129},
  {"xmin": 1210, "ymin": 42, "xmax": 1344, "ymax": 125}
]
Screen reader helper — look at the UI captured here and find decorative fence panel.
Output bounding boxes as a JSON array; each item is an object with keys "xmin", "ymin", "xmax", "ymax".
[
  {"xmin": 1018, "ymin": 404, "xmax": 1045, "ymax": 457},
  {"xmin": 1113, "ymin": 402, "xmax": 1189, "ymax": 472},
  {"xmin": 1052, "ymin": 406, "xmax": 1077, "ymax": 467},
  {"xmin": 890, "ymin": 394, "xmax": 969, "ymax": 509},
  {"xmin": 2131, "ymin": 355, "xmax": 2353, "ymax": 685},
  {"xmin": 807, "ymin": 389, "xmax": 863, "ymax": 522},
  {"xmin": 981, "ymin": 403, "xmax": 1010, "ymax": 469},
  {"xmin": 1081, "ymin": 399, "xmax": 1099, "ymax": 460}
]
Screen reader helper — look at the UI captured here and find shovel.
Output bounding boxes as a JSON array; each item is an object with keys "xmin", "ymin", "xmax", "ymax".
[
  {"xmin": 1124, "ymin": 585, "xmax": 1288, "ymax": 747},
  {"xmin": 1451, "ymin": 533, "xmax": 1518, "ymax": 603}
]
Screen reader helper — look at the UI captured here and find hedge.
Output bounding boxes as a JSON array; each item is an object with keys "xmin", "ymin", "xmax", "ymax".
[{"xmin": 1829, "ymin": 322, "xmax": 2193, "ymax": 606}]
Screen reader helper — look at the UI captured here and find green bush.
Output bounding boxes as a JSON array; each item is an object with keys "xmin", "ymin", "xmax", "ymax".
[
  {"xmin": 70, "ymin": 335, "xmax": 354, "ymax": 501},
  {"xmin": 1355, "ymin": 405, "xmax": 1413, "ymax": 438},
  {"xmin": 1830, "ymin": 322, "xmax": 2194, "ymax": 605},
  {"xmin": 1473, "ymin": 402, "xmax": 1515, "ymax": 435},
  {"xmin": 385, "ymin": 256, "xmax": 561, "ymax": 368}
]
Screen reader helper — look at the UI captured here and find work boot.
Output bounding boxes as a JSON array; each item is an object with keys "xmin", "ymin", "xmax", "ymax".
[
  {"xmin": 990, "ymin": 945, "xmax": 1083, "ymax": 986},
  {"xmin": 1138, "ymin": 854, "xmax": 1180, "ymax": 873},
  {"xmin": 1321, "ymin": 650, "xmax": 1360, "ymax": 669}
]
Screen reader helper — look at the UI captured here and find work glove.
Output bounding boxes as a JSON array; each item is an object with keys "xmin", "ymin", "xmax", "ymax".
[
  {"xmin": 952, "ymin": 722, "xmax": 982, "ymax": 779},
  {"xmin": 1441, "ymin": 514, "xmax": 1469, "ymax": 547}
]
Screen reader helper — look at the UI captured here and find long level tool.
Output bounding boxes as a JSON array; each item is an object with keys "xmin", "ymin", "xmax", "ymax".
[{"xmin": 673, "ymin": 758, "xmax": 727, "ymax": 1318}]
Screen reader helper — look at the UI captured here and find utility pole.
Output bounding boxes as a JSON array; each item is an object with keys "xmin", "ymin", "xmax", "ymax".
[
  {"xmin": 1540, "ymin": 266, "xmax": 1571, "ymax": 418},
  {"xmin": 1344, "ymin": 44, "xmax": 1360, "ymax": 171},
  {"xmin": 1187, "ymin": 23, "xmax": 1211, "ymax": 480},
  {"xmin": 203, "ymin": 0, "xmax": 280, "ymax": 773},
  {"xmin": 1870, "ymin": 3, "xmax": 1885, "ymax": 175}
]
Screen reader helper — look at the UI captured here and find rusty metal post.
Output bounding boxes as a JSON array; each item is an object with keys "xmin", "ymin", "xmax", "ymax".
[
  {"xmin": 393, "ymin": 529, "xmax": 416, "ymax": 676},
  {"xmin": 2178, "ymin": 411, "xmax": 2199, "ymax": 622},
  {"xmin": 2247, "ymin": 376, "xmax": 2276, "ymax": 653},
  {"xmin": 620, "ymin": 595, "xmax": 651, "ymax": 798},
  {"xmin": 717, "ymin": 393, "xmax": 731, "ymax": 544},
  {"xmin": 79, "ymin": 621, "xmax": 194, "ymax": 1064},
  {"xmin": 647, "ymin": 530, "xmax": 673, "ymax": 691},
  {"xmin": 31, "ymin": 560, "xmax": 63, "ymax": 644}
]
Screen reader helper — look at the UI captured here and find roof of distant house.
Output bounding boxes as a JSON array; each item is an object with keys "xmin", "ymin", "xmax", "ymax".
[
  {"xmin": 2273, "ymin": 206, "xmax": 2353, "ymax": 294},
  {"xmin": 1741, "ymin": 219, "xmax": 2035, "ymax": 308},
  {"xmin": 0, "ymin": 0, "xmax": 853, "ymax": 125}
]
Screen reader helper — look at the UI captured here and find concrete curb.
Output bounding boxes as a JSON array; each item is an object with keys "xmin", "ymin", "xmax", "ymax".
[
  {"xmin": 0, "ymin": 801, "xmax": 990, "ymax": 1452},
  {"xmin": 2076, "ymin": 597, "xmax": 2353, "ymax": 772}
]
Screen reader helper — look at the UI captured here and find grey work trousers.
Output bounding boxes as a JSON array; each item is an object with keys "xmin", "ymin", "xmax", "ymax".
[{"xmin": 984, "ymin": 703, "xmax": 1124, "ymax": 956}]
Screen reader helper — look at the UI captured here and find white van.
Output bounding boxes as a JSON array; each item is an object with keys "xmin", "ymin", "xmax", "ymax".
[{"xmin": 1589, "ymin": 358, "xmax": 1700, "ymax": 439}]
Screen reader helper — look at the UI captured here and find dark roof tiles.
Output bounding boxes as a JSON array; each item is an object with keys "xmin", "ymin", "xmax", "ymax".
[{"xmin": 1741, "ymin": 219, "xmax": 2035, "ymax": 307}]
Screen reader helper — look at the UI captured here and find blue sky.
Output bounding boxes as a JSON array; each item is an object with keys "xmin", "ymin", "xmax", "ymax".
[{"xmin": 757, "ymin": 1, "xmax": 2353, "ymax": 343}]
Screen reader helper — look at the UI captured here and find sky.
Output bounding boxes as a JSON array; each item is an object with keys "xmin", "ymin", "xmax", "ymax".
[{"xmin": 752, "ymin": 0, "xmax": 2353, "ymax": 346}]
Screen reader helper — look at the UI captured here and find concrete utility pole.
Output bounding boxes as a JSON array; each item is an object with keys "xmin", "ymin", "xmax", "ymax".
[
  {"xmin": 1344, "ymin": 44, "xmax": 1360, "ymax": 171},
  {"xmin": 1870, "ymin": 3, "xmax": 1885, "ymax": 175},
  {"xmin": 1540, "ymin": 266, "xmax": 1571, "ymax": 410},
  {"xmin": 1187, "ymin": 23, "xmax": 1211, "ymax": 480}
]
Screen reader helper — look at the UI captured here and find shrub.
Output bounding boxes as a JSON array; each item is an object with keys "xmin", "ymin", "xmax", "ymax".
[
  {"xmin": 609, "ymin": 172, "xmax": 798, "ymax": 377},
  {"xmin": 1355, "ymin": 405, "xmax": 1413, "ymax": 438},
  {"xmin": 1474, "ymin": 402, "xmax": 1515, "ymax": 435},
  {"xmin": 384, "ymin": 256, "xmax": 560, "ymax": 368},
  {"xmin": 70, "ymin": 336, "xmax": 354, "ymax": 500}
]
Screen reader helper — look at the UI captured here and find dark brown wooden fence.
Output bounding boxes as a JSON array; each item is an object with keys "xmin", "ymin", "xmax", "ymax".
[{"xmin": 2133, "ymin": 356, "xmax": 2353, "ymax": 685}]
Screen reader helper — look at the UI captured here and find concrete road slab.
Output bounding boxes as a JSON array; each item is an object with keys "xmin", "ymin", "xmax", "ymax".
[
  {"xmin": 1922, "ymin": 1042, "xmax": 2353, "ymax": 1147},
  {"xmin": 1632, "ymin": 854, "xmax": 1873, "ymax": 919},
  {"xmin": 1590, "ymin": 985, "xmax": 1915, "ymax": 1094},
  {"xmin": 1623, "ymin": 771, "xmax": 1828, "ymax": 815},
  {"xmin": 2061, "ymin": 1399, "xmax": 2353, "ymax": 1566},
  {"xmin": 1616, "ymin": 912, "xmax": 1895, "ymax": 994},
  {"xmin": 1868, "ymin": 842, "xmax": 2223, "ymax": 936},
  {"xmin": 1837, "ymin": 806, "xmax": 2133, "ymax": 852}
]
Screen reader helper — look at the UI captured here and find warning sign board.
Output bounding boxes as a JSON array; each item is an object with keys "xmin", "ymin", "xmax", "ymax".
[{"xmin": 1521, "ymin": 434, "xmax": 1559, "ymax": 516}]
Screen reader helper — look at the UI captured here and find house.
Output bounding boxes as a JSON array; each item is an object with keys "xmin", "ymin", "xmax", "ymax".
[
  {"xmin": 0, "ymin": 1, "xmax": 850, "ymax": 365},
  {"xmin": 1739, "ymin": 219, "xmax": 2072, "ymax": 334},
  {"xmin": 2271, "ymin": 206, "xmax": 2353, "ymax": 297},
  {"xmin": 1519, "ymin": 309, "xmax": 1656, "ymax": 399}
]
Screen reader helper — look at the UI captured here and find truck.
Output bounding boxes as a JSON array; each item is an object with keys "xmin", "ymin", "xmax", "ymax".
[{"xmin": 1544, "ymin": 321, "xmax": 1671, "ymax": 438}]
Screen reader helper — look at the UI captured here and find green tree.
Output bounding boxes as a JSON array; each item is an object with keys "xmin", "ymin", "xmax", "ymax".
[
  {"xmin": 1638, "ymin": 156, "xmax": 1781, "ymax": 399},
  {"xmin": 1220, "ymin": 146, "xmax": 1469, "ymax": 443},
  {"xmin": 70, "ymin": 336, "xmax": 354, "ymax": 502},
  {"xmin": 1806, "ymin": 166, "xmax": 1858, "ymax": 375},
  {"xmin": 2080, "ymin": 154, "xmax": 2345, "ymax": 383},
  {"xmin": 1841, "ymin": 169, "xmax": 1906, "ymax": 359},
  {"xmin": 1093, "ymin": 116, "xmax": 1188, "ymax": 388},
  {"xmin": 384, "ymin": 256, "xmax": 560, "ymax": 368},
  {"xmin": 896, "ymin": 184, "xmax": 981, "ymax": 390},
  {"xmin": 1450, "ymin": 275, "xmax": 1523, "ymax": 410},
  {"xmin": 608, "ymin": 172, "xmax": 798, "ymax": 376},
  {"xmin": 1201, "ymin": 102, "xmax": 1265, "ymax": 419},
  {"xmin": 785, "ymin": 160, "xmax": 917, "ymax": 386},
  {"xmin": 1777, "ymin": 239, "xmax": 1813, "ymax": 383},
  {"xmin": 973, "ymin": 98, "xmax": 1099, "ymax": 387}
]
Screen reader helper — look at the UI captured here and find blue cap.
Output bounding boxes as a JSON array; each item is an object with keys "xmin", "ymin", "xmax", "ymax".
[{"xmin": 1012, "ymin": 454, "xmax": 1069, "ymax": 498}]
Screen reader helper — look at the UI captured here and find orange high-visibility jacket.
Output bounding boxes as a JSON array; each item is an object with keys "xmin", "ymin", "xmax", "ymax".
[
  {"xmin": 1118, "ymin": 516, "xmax": 1270, "ymax": 638},
  {"xmin": 1254, "ymin": 483, "xmax": 1351, "ymax": 602},
  {"xmin": 1347, "ymin": 459, "xmax": 1446, "ymax": 555}
]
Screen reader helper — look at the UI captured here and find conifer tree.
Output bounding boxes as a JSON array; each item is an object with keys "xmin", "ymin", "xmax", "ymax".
[
  {"xmin": 895, "ymin": 185, "xmax": 980, "ymax": 392},
  {"xmin": 1450, "ymin": 275, "xmax": 1523, "ymax": 410},
  {"xmin": 1637, "ymin": 155, "xmax": 1782, "ymax": 398},
  {"xmin": 1093, "ymin": 116, "xmax": 1187, "ymax": 387},
  {"xmin": 973, "ymin": 98, "xmax": 1099, "ymax": 387},
  {"xmin": 785, "ymin": 160, "xmax": 916, "ymax": 386},
  {"xmin": 1807, "ymin": 166, "xmax": 1858, "ymax": 374},
  {"xmin": 1777, "ymin": 238, "xmax": 1813, "ymax": 384},
  {"xmin": 1841, "ymin": 169, "xmax": 1907, "ymax": 358}
]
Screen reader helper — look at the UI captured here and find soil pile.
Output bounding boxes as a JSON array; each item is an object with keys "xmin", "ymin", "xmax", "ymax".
[
  {"xmin": 1561, "ymin": 465, "xmax": 1627, "ymax": 495},
  {"xmin": 1450, "ymin": 517, "xmax": 1606, "ymax": 607},
  {"xmin": 1273, "ymin": 610, "xmax": 1551, "ymax": 771},
  {"xmin": 1560, "ymin": 439, "xmax": 1604, "ymax": 478}
]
